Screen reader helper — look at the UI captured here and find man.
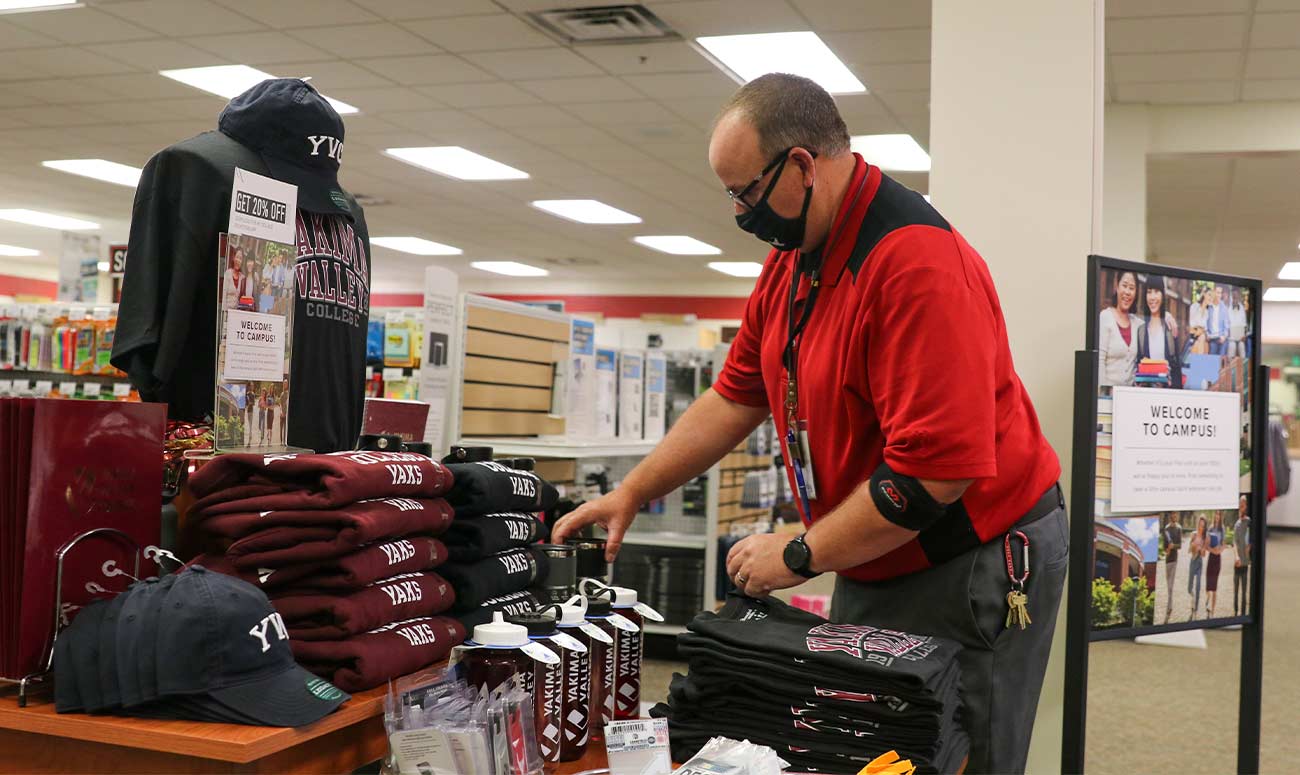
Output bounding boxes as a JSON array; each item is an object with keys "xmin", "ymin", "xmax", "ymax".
[
  {"xmin": 554, "ymin": 73, "xmax": 1065, "ymax": 774},
  {"xmin": 1209, "ymin": 285, "xmax": 1230, "ymax": 355},
  {"xmin": 1163, "ymin": 513, "xmax": 1182, "ymax": 624},
  {"xmin": 1233, "ymin": 496, "xmax": 1251, "ymax": 617}
]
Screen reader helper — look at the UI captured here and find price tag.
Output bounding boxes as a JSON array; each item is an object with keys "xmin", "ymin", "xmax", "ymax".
[
  {"xmin": 521, "ymin": 641, "xmax": 561, "ymax": 665},
  {"xmin": 382, "ymin": 367, "xmax": 403, "ymax": 382},
  {"xmin": 633, "ymin": 602, "xmax": 665, "ymax": 622},
  {"xmin": 604, "ymin": 718, "xmax": 671, "ymax": 775},
  {"xmin": 550, "ymin": 632, "xmax": 587, "ymax": 653},
  {"xmin": 579, "ymin": 622, "xmax": 614, "ymax": 644},
  {"xmin": 113, "ymin": 383, "xmax": 130, "ymax": 398},
  {"xmin": 84, "ymin": 382, "xmax": 102, "ymax": 398},
  {"xmin": 34, "ymin": 380, "xmax": 52, "ymax": 395},
  {"xmin": 59, "ymin": 382, "xmax": 76, "ymax": 397},
  {"xmin": 607, "ymin": 613, "xmax": 640, "ymax": 633}
]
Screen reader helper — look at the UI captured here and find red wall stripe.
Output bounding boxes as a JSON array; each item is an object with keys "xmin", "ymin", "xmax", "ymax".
[
  {"xmin": 369, "ymin": 293, "xmax": 749, "ymax": 319},
  {"xmin": 0, "ymin": 275, "xmax": 57, "ymax": 299}
]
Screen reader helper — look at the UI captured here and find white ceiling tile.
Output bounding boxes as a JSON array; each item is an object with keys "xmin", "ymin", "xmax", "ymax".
[
  {"xmin": 858, "ymin": 62, "xmax": 930, "ymax": 91},
  {"xmin": 1114, "ymin": 80, "xmax": 1239, "ymax": 103},
  {"xmin": 402, "ymin": 14, "xmax": 553, "ymax": 52},
  {"xmin": 848, "ymin": 114, "xmax": 908, "ymax": 136},
  {"xmin": 1, "ymin": 78, "xmax": 115, "ymax": 104},
  {"xmin": 416, "ymin": 82, "xmax": 541, "ymax": 108},
  {"xmin": 1250, "ymin": 12, "xmax": 1300, "ymax": 47},
  {"xmin": 661, "ymin": 96, "xmax": 728, "ymax": 126},
  {"xmin": 1109, "ymin": 51, "xmax": 1243, "ymax": 82},
  {"xmin": 88, "ymin": 39, "xmax": 230, "ymax": 71},
  {"xmin": 821, "ymin": 28, "xmax": 930, "ymax": 66},
  {"xmin": 574, "ymin": 40, "xmax": 711, "ymax": 75},
  {"xmin": 324, "ymin": 86, "xmax": 443, "ymax": 112},
  {"xmin": 284, "ymin": 60, "xmax": 394, "ymax": 89},
  {"xmin": 517, "ymin": 76, "xmax": 637, "ymax": 103},
  {"xmin": 1107, "ymin": 15, "xmax": 1248, "ymax": 53},
  {"xmin": 185, "ymin": 31, "xmax": 325, "ymax": 65},
  {"xmin": 12, "ymin": 105, "xmax": 118, "ymax": 128},
  {"xmin": 77, "ymin": 98, "xmax": 221, "ymax": 124},
  {"xmin": 0, "ymin": 19, "xmax": 64, "ymax": 48},
  {"xmin": 1257, "ymin": 0, "xmax": 1300, "ymax": 10},
  {"xmin": 469, "ymin": 104, "xmax": 585, "ymax": 129},
  {"xmin": 561, "ymin": 100, "xmax": 679, "ymax": 126},
  {"xmin": 646, "ymin": 0, "xmax": 806, "ymax": 36},
  {"xmin": 604, "ymin": 122, "xmax": 706, "ymax": 146},
  {"xmin": 465, "ymin": 48, "xmax": 604, "ymax": 80},
  {"xmin": 623, "ymin": 71, "xmax": 737, "ymax": 99},
  {"xmin": 356, "ymin": 54, "xmax": 495, "ymax": 85},
  {"xmin": 379, "ymin": 109, "xmax": 495, "ymax": 133},
  {"xmin": 352, "ymin": 0, "xmax": 501, "ymax": 19},
  {"xmin": 525, "ymin": 125, "xmax": 621, "ymax": 146},
  {"xmin": 866, "ymin": 90, "xmax": 927, "ymax": 116},
  {"xmin": 77, "ymin": 72, "xmax": 207, "ymax": 100},
  {"xmin": 1107, "ymin": 0, "xmax": 1250, "ymax": 16},
  {"xmin": 103, "ymin": 0, "xmax": 266, "ymax": 36},
  {"xmin": 1242, "ymin": 78, "xmax": 1300, "ymax": 100},
  {"xmin": 1244, "ymin": 48, "xmax": 1300, "ymax": 78},
  {"xmin": 2, "ymin": 47, "xmax": 135, "ymax": 79},
  {"xmin": 792, "ymin": 0, "xmax": 930, "ymax": 30},
  {"xmin": 210, "ymin": 0, "xmax": 377, "ymax": 27},
  {"xmin": 288, "ymin": 22, "xmax": 437, "ymax": 58}
]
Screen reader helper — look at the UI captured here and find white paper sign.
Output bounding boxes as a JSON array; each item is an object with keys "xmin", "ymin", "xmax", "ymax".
[
  {"xmin": 221, "ymin": 309, "xmax": 287, "ymax": 382},
  {"xmin": 229, "ymin": 168, "xmax": 298, "ymax": 245},
  {"xmin": 1110, "ymin": 386, "xmax": 1242, "ymax": 511},
  {"xmin": 566, "ymin": 318, "xmax": 597, "ymax": 439},
  {"xmin": 418, "ymin": 265, "xmax": 458, "ymax": 451}
]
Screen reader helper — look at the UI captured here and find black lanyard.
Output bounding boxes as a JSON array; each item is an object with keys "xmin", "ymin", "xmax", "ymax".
[{"xmin": 782, "ymin": 172, "xmax": 870, "ymax": 426}]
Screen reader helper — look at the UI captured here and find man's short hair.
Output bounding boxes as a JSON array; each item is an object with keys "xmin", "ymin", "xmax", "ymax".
[{"xmin": 715, "ymin": 73, "xmax": 851, "ymax": 158}]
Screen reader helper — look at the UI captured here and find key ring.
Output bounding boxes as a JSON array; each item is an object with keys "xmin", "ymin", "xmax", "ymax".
[{"xmin": 1004, "ymin": 530, "xmax": 1030, "ymax": 590}]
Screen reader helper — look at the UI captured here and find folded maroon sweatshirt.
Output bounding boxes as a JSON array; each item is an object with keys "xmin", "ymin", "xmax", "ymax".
[
  {"xmin": 195, "ymin": 536, "xmax": 448, "ymax": 591},
  {"xmin": 188, "ymin": 451, "xmax": 453, "ymax": 515},
  {"xmin": 273, "ymin": 572, "xmax": 456, "ymax": 640},
  {"xmin": 221, "ymin": 499, "xmax": 455, "ymax": 569},
  {"xmin": 292, "ymin": 616, "xmax": 466, "ymax": 692}
]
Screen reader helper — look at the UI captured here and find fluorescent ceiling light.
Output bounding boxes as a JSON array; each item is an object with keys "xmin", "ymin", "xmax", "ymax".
[
  {"xmin": 531, "ymin": 199, "xmax": 641, "ymax": 225},
  {"xmin": 634, "ymin": 235, "xmax": 721, "ymax": 255},
  {"xmin": 42, "ymin": 159, "xmax": 141, "ymax": 188},
  {"xmin": 0, "ymin": 209, "xmax": 98, "ymax": 230},
  {"xmin": 0, "ymin": 244, "xmax": 38, "ymax": 256},
  {"xmin": 708, "ymin": 261, "xmax": 764, "ymax": 278},
  {"xmin": 160, "ymin": 65, "xmax": 359, "ymax": 115},
  {"xmin": 851, "ymin": 134, "xmax": 931, "ymax": 172},
  {"xmin": 1265, "ymin": 287, "xmax": 1300, "ymax": 302},
  {"xmin": 0, "ymin": 1, "xmax": 78, "ymax": 11},
  {"xmin": 371, "ymin": 236, "xmax": 462, "ymax": 256},
  {"xmin": 96, "ymin": 261, "xmax": 109, "ymax": 272},
  {"xmin": 695, "ymin": 32, "xmax": 866, "ymax": 94},
  {"xmin": 471, "ymin": 261, "xmax": 549, "ymax": 277},
  {"xmin": 1281, "ymin": 262, "xmax": 1300, "ymax": 281},
  {"xmin": 385, "ymin": 146, "xmax": 528, "ymax": 181}
]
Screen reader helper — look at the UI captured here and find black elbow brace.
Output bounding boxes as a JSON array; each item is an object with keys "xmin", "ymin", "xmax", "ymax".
[{"xmin": 869, "ymin": 463, "xmax": 948, "ymax": 531}]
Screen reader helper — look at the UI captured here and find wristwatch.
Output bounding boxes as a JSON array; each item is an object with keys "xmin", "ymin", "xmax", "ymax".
[{"xmin": 783, "ymin": 535, "xmax": 821, "ymax": 579}]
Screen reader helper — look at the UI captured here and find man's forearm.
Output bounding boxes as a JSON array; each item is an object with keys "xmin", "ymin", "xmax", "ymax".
[
  {"xmin": 803, "ymin": 477, "xmax": 972, "ymax": 573},
  {"xmin": 616, "ymin": 389, "xmax": 769, "ymax": 505}
]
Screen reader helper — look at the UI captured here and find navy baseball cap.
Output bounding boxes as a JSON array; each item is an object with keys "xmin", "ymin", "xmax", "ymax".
[
  {"xmin": 218, "ymin": 78, "xmax": 354, "ymax": 220},
  {"xmin": 155, "ymin": 566, "xmax": 348, "ymax": 726}
]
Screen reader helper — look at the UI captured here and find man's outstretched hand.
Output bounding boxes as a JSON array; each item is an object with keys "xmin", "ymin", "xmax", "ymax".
[{"xmin": 551, "ymin": 490, "xmax": 639, "ymax": 562}]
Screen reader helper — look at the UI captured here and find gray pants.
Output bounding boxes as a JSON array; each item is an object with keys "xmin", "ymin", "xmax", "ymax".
[
  {"xmin": 832, "ymin": 505, "xmax": 1068, "ymax": 775},
  {"xmin": 1164, "ymin": 553, "xmax": 1178, "ymax": 618}
]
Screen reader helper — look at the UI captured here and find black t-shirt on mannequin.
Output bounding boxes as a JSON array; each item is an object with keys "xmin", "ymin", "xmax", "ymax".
[{"xmin": 112, "ymin": 79, "xmax": 370, "ymax": 453}]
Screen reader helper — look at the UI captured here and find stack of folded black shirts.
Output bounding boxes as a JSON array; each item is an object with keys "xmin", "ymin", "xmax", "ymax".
[
  {"xmin": 185, "ymin": 451, "xmax": 465, "ymax": 691},
  {"xmin": 650, "ymin": 595, "xmax": 969, "ymax": 774},
  {"xmin": 53, "ymin": 565, "xmax": 349, "ymax": 726},
  {"xmin": 436, "ymin": 461, "xmax": 564, "ymax": 628}
]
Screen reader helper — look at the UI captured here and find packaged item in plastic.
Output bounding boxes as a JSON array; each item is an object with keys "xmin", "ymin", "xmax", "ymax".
[{"xmin": 677, "ymin": 736, "xmax": 789, "ymax": 775}]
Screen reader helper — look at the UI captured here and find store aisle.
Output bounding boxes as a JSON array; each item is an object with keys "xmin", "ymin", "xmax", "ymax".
[{"xmin": 1088, "ymin": 529, "xmax": 1300, "ymax": 773}]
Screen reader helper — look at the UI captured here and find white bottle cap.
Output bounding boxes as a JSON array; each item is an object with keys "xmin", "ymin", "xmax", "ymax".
[
  {"xmin": 554, "ymin": 596, "xmax": 588, "ymax": 626},
  {"xmin": 471, "ymin": 611, "xmax": 528, "ymax": 647},
  {"xmin": 610, "ymin": 586, "xmax": 638, "ymax": 607}
]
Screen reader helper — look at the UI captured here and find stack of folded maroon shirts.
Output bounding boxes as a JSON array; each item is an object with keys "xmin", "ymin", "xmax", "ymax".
[{"xmin": 186, "ymin": 451, "xmax": 467, "ymax": 691}]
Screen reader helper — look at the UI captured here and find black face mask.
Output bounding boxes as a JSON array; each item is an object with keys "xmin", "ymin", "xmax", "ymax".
[{"xmin": 734, "ymin": 153, "xmax": 814, "ymax": 251}]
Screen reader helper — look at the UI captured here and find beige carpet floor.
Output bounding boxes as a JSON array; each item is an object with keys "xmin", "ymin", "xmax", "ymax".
[{"xmin": 643, "ymin": 531, "xmax": 1300, "ymax": 773}]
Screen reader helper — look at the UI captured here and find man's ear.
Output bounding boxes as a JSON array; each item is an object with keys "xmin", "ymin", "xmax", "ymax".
[{"xmin": 790, "ymin": 147, "xmax": 817, "ymax": 187}]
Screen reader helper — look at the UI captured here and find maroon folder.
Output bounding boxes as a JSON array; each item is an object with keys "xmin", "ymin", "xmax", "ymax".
[{"xmin": 1, "ymin": 398, "xmax": 165, "ymax": 679}]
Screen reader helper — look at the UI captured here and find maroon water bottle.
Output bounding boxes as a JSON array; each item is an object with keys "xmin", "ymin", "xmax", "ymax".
[
  {"xmin": 583, "ymin": 591, "xmax": 619, "ymax": 737},
  {"xmin": 506, "ymin": 610, "xmax": 565, "ymax": 763},
  {"xmin": 459, "ymin": 612, "xmax": 532, "ymax": 692}
]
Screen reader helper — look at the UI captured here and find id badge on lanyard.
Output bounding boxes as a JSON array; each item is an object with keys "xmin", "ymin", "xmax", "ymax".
[{"xmin": 784, "ymin": 419, "xmax": 818, "ymax": 520}]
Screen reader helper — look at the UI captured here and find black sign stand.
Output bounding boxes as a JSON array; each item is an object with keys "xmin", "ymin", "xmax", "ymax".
[{"xmin": 1061, "ymin": 342, "xmax": 1268, "ymax": 771}]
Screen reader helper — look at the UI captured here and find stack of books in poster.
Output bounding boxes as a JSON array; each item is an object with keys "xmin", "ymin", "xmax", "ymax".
[{"xmin": 1134, "ymin": 358, "xmax": 1170, "ymax": 387}]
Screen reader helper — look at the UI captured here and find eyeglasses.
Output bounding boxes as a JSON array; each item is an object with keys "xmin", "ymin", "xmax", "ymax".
[{"xmin": 725, "ymin": 146, "xmax": 816, "ymax": 210}]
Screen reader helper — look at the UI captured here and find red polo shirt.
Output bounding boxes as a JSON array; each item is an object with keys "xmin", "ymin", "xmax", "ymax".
[{"xmin": 714, "ymin": 154, "xmax": 1060, "ymax": 582}]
